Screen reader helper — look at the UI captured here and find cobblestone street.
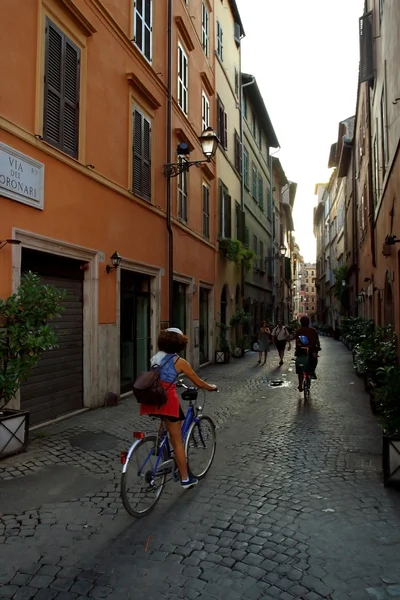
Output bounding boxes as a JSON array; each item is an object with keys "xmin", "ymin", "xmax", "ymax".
[{"xmin": 1, "ymin": 338, "xmax": 400, "ymax": 600}]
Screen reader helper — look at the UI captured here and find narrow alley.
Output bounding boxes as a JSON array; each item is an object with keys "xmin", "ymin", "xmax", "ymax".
[{"xmin": 1, "ymin": 339, "xmax": 399, "ymax": 600}]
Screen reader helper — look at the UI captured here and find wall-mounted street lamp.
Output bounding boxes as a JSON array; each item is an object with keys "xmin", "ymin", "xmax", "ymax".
[
  {"xmin": 265, "ymin": 244, "xmax": 287, "ymax": 264},
  {"xmin": 106, "ymin": 251, "xmax": 121, "ymax": 274},
  {"xmin": 163, "ymin": 127, "xmax": 219, "ymax": 178},
  {"xmin": 384, "ymin": 234, "xmax": 400, "ymax": 245},
  {"xmin": 0, "ymin": 239, "xmax": 22, "ymax": 251}
]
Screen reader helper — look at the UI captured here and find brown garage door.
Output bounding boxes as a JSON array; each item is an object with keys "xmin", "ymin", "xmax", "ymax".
[{"xmin": 20, "ymin": 252, "xmax": 84, "ymax": 425}]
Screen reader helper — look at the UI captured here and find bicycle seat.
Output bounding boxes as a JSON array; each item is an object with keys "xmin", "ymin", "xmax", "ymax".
[{"xmin": 181, "ymin": 387, "xmax": 198, "ymax": 401}]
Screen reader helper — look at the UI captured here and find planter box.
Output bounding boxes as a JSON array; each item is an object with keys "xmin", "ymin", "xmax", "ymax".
[
  {"xmin": 383, "ymin": 435, "xmax": 400, "ymax": 487},
  {"xmin": 0, "ymin": 409, "xmax": 29, "ymax": 459},
  {"xmin": 215, "ymin": 350, "xmax": 230, "ymax": 364},
  {"xmin": 232, "ymin": 346, "xmax": 244, "ymax": 358}
]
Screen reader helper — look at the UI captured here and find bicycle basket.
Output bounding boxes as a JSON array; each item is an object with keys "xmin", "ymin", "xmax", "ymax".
[
  {"xmin": 181, "ymin": 387, "xmax": 198, "ymax": 401},
  {"xmin": 296, "ymin": 355, "xmax": 310, "ymax": 372}
]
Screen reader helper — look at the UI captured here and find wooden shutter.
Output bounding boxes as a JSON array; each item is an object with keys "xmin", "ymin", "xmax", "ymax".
[
  {"xmin": 144, "ymin": 0, "xmax": 152, "ymax": 61},
  {"xmin": 133, "ymin": 109, "xmax": 143, "ymax": 195},
  {"xmin": 142, "ymin": 116, "xmax": 151, "ymax": 199},
  {"xmin": 44, "ymin": 21, "xmax": 62, "ymax": 148},
  {"xmin": 218, "ymin": 181, "xmax": 223, "ymax": 237},
  {"xmin": 225, "ymin": 193, "xmax": 232, "ymax": 238},
  {"xmin": 43, "ymin": 19, "xmax": 80, "ymax": 158},
  {"xmin": 203, "ymin": 185, "xmax": 210, "ymax": 239},
  {"xmin": 217, "ymin": 97, "xmax": 223, "ymax": 144},
  {"xmin": 223, "ymin": 111, "xmax": 228, "ymax": 150},
  {"xmin": 63, "ymin": 38, "xmax": 80, "ymax": 157}
]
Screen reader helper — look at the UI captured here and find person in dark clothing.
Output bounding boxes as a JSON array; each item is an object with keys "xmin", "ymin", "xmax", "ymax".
[{"xmin": 295, "ymin": 316, "xmax": 321, "ymax": 392}]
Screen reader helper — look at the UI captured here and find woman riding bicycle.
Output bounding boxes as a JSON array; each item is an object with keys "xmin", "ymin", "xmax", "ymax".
[
  {"xmin": 140, "ymin": 327, "xmax": 217, "ymax": 489},
  {"xmin": 294, "ymin": 316, "xmax": 321, "ymax": 392}
]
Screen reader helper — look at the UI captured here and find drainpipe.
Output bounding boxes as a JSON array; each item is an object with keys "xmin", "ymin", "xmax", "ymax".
[
  {"xmin": 239, "ymin": 75, "xmax": 255, "ymax": 303},
  {"xmin": 269, "ymin": 147, "xmax": 281, "ymax": 321},
  {"xmin": 352, "ymin": 139, "xmax": 359, "ymax": 317},
  {"xmin": 166, "ymin": 0, "xmax": 173, "ymax": 326},
  {"xmin": 366, "ymin": 83, "xmax": 376, "ymax": 325}
]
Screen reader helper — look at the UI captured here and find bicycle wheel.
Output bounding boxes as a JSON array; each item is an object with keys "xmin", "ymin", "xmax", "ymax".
[
  {"xmin": 303, "ymin": 375, "xmax": 310, "ymax": 402},
  {"xmin": 185, "ymin": 415, "xmax": 216, "ymax": 479},
  {"xmin": 121, "ymin": 435, "xmax": 168, "ymax": 518}
]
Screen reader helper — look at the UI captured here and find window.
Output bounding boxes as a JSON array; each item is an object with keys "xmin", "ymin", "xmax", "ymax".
[
  {"xmin": 267, "ymin": 189, "xmax": 272, "ymax": 219},
  {"xmin": 202, "ymin": 91, "xmax": 210, "ymax": 130},
  {"xmin": 244, "ymin": 227, "xmax": 250, "ymax": 248},
  {"xmin": 234, "ymin": 131, "xmax": 241, "ymax": 173},
  {"xmin": 234, "ymin": 67, "xmax": 239, "ymax": 98},
  {"xmin": 133, "ymin": 107, "xmax": 152, "ymax": 200},
  {"xmin": 178, "ymin": 43, "xmax": 188, "ymax": 115},
  {"xmin": 252, "ymin": 111, "xmax": 256, "ymax": 137},
  {"xmin": 259, "ymin": 241, "xmax": 264, "ymax": 270},
  {"xmin": 134, "ymin": 0, "xmax": 152, "ymax": 62},
  {"xmin": 43, "ymin": 19, "xmax": 80, "ymax": 158},
  {"xmin": 243, "ymin": 94, "xmax": 247, "ymax": 120},
  {"xmin": 243, "ymin": 148, "xmax": 249, "ymax": 188},
  {"xmin": 201, "ymin": 1, "xmax": 209, "ymax": 56},
  {"xmin": 258, "ymin": 126, "xmax": 262, "ymax": 150},
  {"xmin": 178, "ymin": 166, "xmax": 188, "ymax": 222},
  {"xmin": 253, "ymin": 235, "xmax": 258, "ymax": 257},
  {"xmin": 252, "ymin": 164, "xmax": 257, "ymax": 198},
  {"xmin": 373, "ymin": 135, "xmax": 379, "ymax": 206},
  {"xmin": 217, "ymin": 96, "xmax": 227, "ymax": 150},
  {"xmin": 218, "ymin": 182, "xmax": 231, "ymax": 238},
  {"xmin": 216, "ymin": 21, "xmax": 223, "ymax": 60},
  {"xmin": 202, "ymin": 183, "xmax": 210, "ymax": 239},
  {"xmin": 258, "ymin": 175, "xmax": 264, "ymax": 209},
  {"xmin": 381, "ymin": 88, "xmax": 388, "ymax": 178}
]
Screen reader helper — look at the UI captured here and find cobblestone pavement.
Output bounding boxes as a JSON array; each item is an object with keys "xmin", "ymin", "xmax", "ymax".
[{"xmin": 1, "ymin": 339, "xmax": 400, "ymax": 600}]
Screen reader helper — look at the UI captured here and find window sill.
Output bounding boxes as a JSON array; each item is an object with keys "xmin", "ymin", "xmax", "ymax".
[{"xmin": 130, "ymin": 190, "xmax": 151, "ymax": 203}]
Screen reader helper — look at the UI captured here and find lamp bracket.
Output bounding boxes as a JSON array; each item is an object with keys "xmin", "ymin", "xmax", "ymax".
[{"xmin": 164, "ymin": 158, "xmax": 211, "ymax": 178}]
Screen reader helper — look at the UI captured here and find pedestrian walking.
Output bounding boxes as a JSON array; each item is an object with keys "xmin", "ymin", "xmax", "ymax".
[
  {"xmin": 257, "ymin": 321, "xmax": 271, "ymax": 365},
  {"xmin": 272, "ymin": 320, "xmax": 291, "ymax": 366}
]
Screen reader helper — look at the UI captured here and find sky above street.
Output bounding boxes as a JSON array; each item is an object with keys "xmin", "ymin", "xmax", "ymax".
[{"xmin": 236, "ymin": 0, "xmax": 364, "ymax": 261}]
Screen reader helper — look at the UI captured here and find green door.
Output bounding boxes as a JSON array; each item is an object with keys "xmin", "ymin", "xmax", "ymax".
[
  {"xmin": 199, "ymin": 288, "xmax": 209, "ymax": 364},
  {"xmin": 120, "ymin": 271, "xmax": 151, "ymax": 394}
]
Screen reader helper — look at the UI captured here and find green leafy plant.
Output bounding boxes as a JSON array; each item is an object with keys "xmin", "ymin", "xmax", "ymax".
[
  {"xmin": 218, "ymin": 238, "xmax": 257, "ymax": 272},
  {"xmin": 229, "ymin": 309, "xmax": 251, "ymax": 328},
  {"xmin": 354, "ymin": 325, "xmax": 397, "ymax": 384},
  {"xmin": 0, "ymin": 272, "xmax": 66, "ymax": 409},
  {"xmin": 216, "ymin": 322, "xmax": 232, "ymax": 353},
  {"xmin": 374, "ymin": 366, "xmax": 400, "ymax": 436}
]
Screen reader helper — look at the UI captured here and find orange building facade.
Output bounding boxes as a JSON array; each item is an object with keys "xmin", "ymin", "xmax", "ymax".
[{"xmin": 0, "ymin": 0, "xmax": 217, "ymax": 424}]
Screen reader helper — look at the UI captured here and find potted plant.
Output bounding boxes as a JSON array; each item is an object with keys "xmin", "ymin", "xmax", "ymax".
[
  {"xmin": 374, "ymin": 366, "xmax": 400, "ymax": 487},
  {"xmin": 0, "ymin": 272, "xmax": 65, "ymax": 459},
  {"xmin": 215, "ymin": 322, "xmax": 231, "ymax": 364},
  {"xmin": 230, "ymin": 309, "xmax": 251, "ymax": 357}
]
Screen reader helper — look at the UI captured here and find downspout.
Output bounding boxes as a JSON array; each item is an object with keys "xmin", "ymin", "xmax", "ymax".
[
  {"xmin": 269, "ymin": 147, "xmax": 281, "ymax": 321},
  {"xmin": 352, "ymin": 140, "xmax": 359, "ymax": 316},
  {"xmin": 366, "ymin": 82, "xmax": 376, "ymax": 323},
  {"xmin": 239, "ymin": 73, "xmax": 255, "ymax": 302},
  {"xmin": 166, "ymin": 0, "xmax": 173, "ymax": 326},
  {"xmin": 366, "ymin": 84, "xmax": 376, "ymax": 269}
]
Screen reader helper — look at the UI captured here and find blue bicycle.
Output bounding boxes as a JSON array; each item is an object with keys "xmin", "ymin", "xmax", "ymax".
[{"xmin": 120, "ymin": 380, "xmax": 217, "ymax": 517}]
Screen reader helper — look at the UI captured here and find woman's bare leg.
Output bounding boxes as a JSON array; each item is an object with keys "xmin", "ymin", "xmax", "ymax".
[
  {"xmin": 164, "ymin": 420, "xmax": 188, "ymax": 480},
  {"xmin": 258, "ymin": 351, "xmax": 262, "ymax": 363},
  {"xmin": 263, "ymin": 352, "xmax": 268, "ymax": 365}
]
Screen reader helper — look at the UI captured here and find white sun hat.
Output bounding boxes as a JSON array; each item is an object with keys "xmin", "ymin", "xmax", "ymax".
[{"xmin": 166, "ymin": 327, "xmax": 184, "ymax": 335}]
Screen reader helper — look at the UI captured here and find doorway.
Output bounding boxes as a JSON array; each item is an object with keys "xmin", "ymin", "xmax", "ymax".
[
  {"xmin": 199, "ymin": 288, "xmax": 209, "ymax": 364},
  {"xmin": 173, "ymin": 281, "xmax": 187, "ymax": 357},
  {"xmin": 120, "ymin": 271, "xmax": 151, "ymax": 394}
]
